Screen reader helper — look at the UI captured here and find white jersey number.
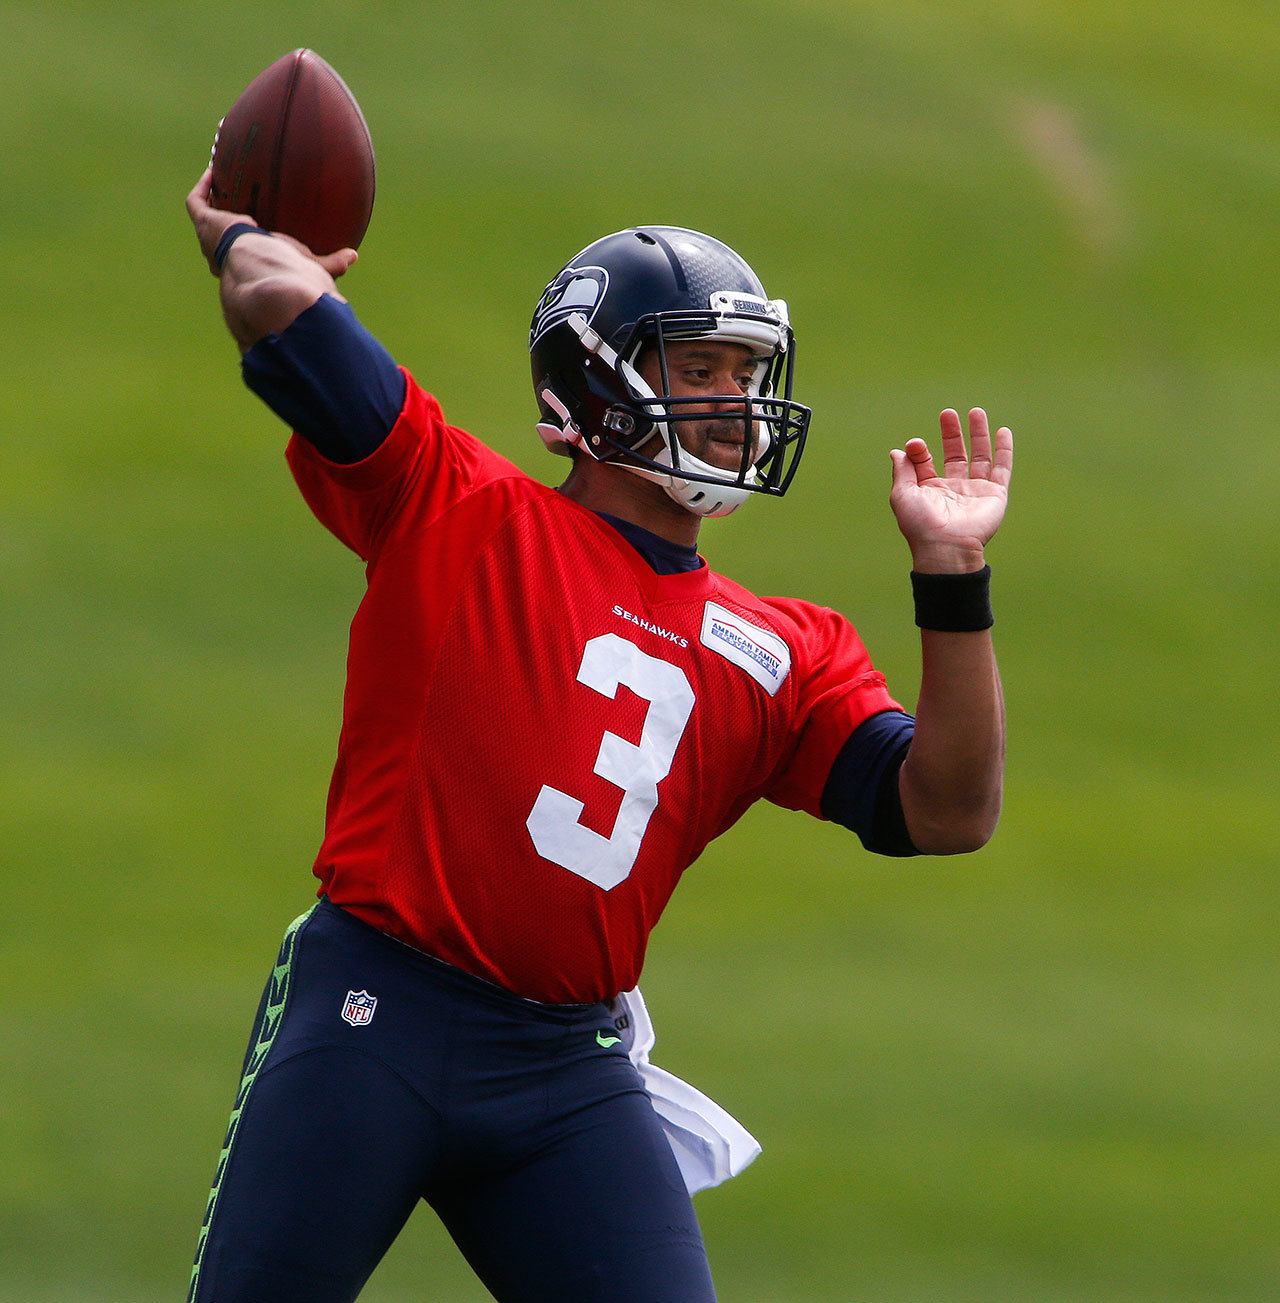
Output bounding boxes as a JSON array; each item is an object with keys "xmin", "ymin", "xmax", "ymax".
[{"xmin": 526, "ymin": 633, "xmax": 695, "ymax": 890}]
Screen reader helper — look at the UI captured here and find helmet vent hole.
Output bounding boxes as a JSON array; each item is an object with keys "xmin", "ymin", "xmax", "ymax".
[
  {"xmin": 690, "ymin": 491, "xmax": 705, "ymax": 503},
  {"xmin": 634, "ymin": 232, "xmax": 657, "ymax": 245}
]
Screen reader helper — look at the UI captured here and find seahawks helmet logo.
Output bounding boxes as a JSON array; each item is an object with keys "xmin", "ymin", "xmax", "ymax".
[{"xmin": 529, "ymin": 265, "xmax": 609, "ymax": 347}]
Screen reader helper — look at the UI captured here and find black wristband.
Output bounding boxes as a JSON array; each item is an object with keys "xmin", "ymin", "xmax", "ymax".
[
  {"xmin": 911, "ymin": 565, "xmax": 993, "ymax": 632},
  {"xmin": 213, "ymin": 222, "xmax": 271, "ymax": 272}
]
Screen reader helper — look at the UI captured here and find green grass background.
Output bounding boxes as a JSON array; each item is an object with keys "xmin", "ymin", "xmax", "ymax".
[{"xmin": 2, "ymin": 1, "xmax": 1277, "ymax": 1298}]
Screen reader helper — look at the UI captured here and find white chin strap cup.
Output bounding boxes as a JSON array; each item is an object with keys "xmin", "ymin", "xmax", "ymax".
[{"xmin": 625, "ymin": 446, "xmax": 755, "ymax": 518}]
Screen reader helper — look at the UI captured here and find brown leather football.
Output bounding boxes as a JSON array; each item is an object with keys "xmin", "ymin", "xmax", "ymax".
[{"xmin": 210, "ymin": 49, "xmax": 375, "ymax": 255}]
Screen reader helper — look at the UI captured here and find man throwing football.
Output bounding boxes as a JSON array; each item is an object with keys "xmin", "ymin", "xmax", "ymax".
[{"xmin": 185, "ymin": 167, "xmax": 1011, "ymax": 1303}]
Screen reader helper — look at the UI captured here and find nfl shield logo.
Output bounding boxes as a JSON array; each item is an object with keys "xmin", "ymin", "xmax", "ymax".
[{"xmin": 341, "ymin": 990, "xmax": 377, "ymax": 1027}]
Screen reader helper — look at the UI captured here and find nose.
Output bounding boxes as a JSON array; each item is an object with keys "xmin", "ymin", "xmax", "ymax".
[{"xmin": 710, "ymin": 373, "xmax": 750, "ymax": 412}]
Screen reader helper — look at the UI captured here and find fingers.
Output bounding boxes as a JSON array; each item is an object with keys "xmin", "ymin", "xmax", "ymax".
[
  {"xmin": 939, "ymin": 408, "xmax": 969, "ymax": 481},
  {"xmin": 967, "ymin": 408, "xmax": 993, "ymax": 478},
  {"xmin": 891, "ymin": 437, "xmax": 939, "ymax": 487},
  {"xmin": 933, "ymin": 407, "xmax": 1012, "ymax": 484},
  {"xmin": 889, "ymin": 448, "xmax": 911, "ymax": 489},
  {"xmin": 187, "ymin": 164, "xmax": 254, "ymax": 236},
  {"xmin": 186, "ymin": 167, "xmax": 228, "ymax": 274},
  {"xmin": 187, "ymin": 166, "xmax": 251, "ymax": 272},
  {"xmin": 993, "ymin": 424, "xmax": 1014, "ymax": 487},
  {"xmin": 275, "ymin": 233, "xmax": 358, "ymax": 278},
  {"xmin": 185, "ymin": 167, "xmax": 213, "ymax": 220},
  {"xmin": 319, "ymin": 248, "xmax": 359, "ymax": 279}
]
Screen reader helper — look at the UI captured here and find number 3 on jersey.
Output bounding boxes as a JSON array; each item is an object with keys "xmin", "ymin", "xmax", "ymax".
[{"xmin": 526, "ymin": 633, "xmax": 695, "ymax": 890}]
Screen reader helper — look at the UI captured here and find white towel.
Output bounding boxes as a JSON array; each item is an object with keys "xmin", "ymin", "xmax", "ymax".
[{"xmin": 608, "ymin": 987, "xmax": 762, "ymax": 1195}]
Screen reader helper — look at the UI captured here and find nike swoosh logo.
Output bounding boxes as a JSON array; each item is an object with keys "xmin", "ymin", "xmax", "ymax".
[{"xmin": 596, "ymin": 1032, "xmax": 622, "ymax": 1048}]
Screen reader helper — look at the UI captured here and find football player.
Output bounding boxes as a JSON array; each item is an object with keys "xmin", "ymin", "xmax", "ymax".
[{"xmin": 184, "ymin": 167, "xmax": 1011, "ymax": 1303}]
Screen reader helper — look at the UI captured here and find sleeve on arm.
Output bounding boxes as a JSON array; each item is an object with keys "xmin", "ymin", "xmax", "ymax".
[
  {"xmin": 285, "ymin": 369, "xmax": 523, "ymax": 564},
  {"xmin": 242, "ymin": 295, "xmax": 405, "ymax": 463},
  {"xmin": 252, "ymin": 296, "xmax": 528, "ymax": 565},
  {"xmin": 763, "ymin": 599, "xmax": 905, "ymax": 818},
  {"xmin": 821, "ymin": 710, "xmax": 920, "ymax": 857}
]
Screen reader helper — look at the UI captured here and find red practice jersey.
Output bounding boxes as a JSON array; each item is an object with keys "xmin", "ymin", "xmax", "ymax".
[{"xmin": 287, "ymin": 373, "xmax": 902, "ymax": 1003}]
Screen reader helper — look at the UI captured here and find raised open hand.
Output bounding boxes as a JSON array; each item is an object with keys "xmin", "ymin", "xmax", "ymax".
[{"xmin": 890, "ymin": 408, "xmax": 1013, "ymax": 573}]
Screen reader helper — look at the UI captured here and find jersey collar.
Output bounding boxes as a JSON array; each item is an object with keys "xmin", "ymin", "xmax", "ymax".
[{"xmin": 554, "ymin": 491, "xmax": 717, "ymax": 602}]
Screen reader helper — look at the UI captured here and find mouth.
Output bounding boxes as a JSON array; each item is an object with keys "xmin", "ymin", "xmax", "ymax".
[
  {"xmin": 704, "ymin": 418, "xmax": 750, "ymax": 446},
  {"xmin": 675, "ymin": 417, "xmax": 760, "ymax": 471},
  {"xmin": 698, "ymin": 435, "xmax": 757, "ymax": 477}
]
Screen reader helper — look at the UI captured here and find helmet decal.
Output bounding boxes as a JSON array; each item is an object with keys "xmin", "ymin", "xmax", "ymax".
[{"xmin": 529, "ymin": 265, "xmax": 609, "ymax": 347}]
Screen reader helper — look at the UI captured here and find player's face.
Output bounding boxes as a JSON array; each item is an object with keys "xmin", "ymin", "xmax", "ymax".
[{"xmin": 636, "ymin": 340, "xmax": 765, "ymax": 473}]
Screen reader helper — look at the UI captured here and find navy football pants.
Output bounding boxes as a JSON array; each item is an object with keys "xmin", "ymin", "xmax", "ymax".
[{"xmin": 189, "ymin": 899, "xmax": 716, "ymax": 1302}]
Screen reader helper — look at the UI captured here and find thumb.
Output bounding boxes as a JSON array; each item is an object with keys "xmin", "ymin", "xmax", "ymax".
[
  {"xmin": 889, "ymin": 448, "xmax": 915, "ymax": 489},
  {"xmin": 320, "ymin": 248, "xmax": 359, "ymax": 279}
]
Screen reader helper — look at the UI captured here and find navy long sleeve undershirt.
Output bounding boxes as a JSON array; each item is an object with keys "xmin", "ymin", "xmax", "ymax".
[
  {"xmin": 241, "ymin": 294, "xmax": 919, "ymax": 856},
  {"xmin": 243, "ymin": 295, "xmax": 405, "ymax": 464},
  {"xmin": 821, "ymin": 711, "xmax": 918, "ymax": 856}
]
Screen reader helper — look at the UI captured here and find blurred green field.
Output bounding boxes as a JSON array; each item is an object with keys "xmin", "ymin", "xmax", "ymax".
[{"xmin": 2, "ymin": 1, "xmax": 1277, "ymax": 1299}]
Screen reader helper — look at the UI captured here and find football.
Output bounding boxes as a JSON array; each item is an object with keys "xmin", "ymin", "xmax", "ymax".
[{"xmin": 210, "ymin": 49, "xmax": 375, "ymax": 255}]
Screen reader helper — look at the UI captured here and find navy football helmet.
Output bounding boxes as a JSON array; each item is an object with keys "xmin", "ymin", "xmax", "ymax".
[{"xmin": 529, "ymin": 227, "xmax": 811, "ymax": 517}]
